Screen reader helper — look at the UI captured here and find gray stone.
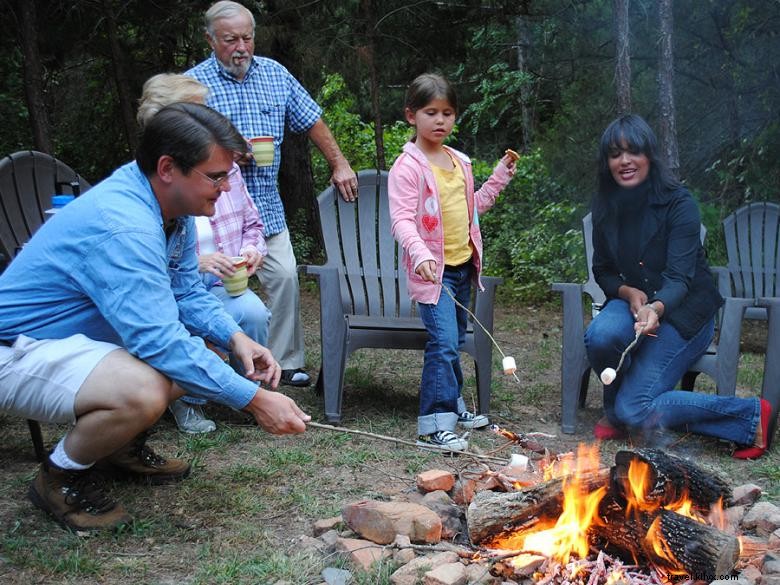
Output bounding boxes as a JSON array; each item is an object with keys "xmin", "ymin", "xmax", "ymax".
[
  {"xmin": 393, "ymin": 547, "xmax": 417, "ymax": 564},
  {"xmin": 390, "ymin": 551, "xmax": 459, "ymax": 585},
  {"xmin": 319, "ymin": 529, "xmax": 341, "ymax": 552},
  {"xmin": 739, "ymin": 564, "xmax": 762, "ymax": 584},
  {"xmin": 423, "ymin": 561, "xmax": 467, "ymax": 585},
  {"xmin": 743, "ymin": 502, "xmax": 780, "ymax": 531},
  {"xmin": 322, "ymin": 567, "xmax": 352, "ymax": 585},
  {"xmin": 764, "ymin": 560, "xmax": 780, "ymax": 575}
]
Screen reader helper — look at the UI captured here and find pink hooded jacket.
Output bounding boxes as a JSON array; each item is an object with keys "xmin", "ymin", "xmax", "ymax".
[{"xmin": 388, "ymin": 141, "xmax": 513, "ymax": 304}]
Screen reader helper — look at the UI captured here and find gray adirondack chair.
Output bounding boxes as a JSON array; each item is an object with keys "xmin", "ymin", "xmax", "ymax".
[
  {"xmin": 0, "ymin": 150, "xmax": 90, "ymax": 462},
  {"xmin": 552, "ymin": 212, "xmax": 752, "ymax": 434},
  {"xmin": 716, "ymin": 201, "xmax": 780, "ymax": 447},
  {"xmin": 720, "ymin": 202, "xmax": 780, "ymax": 320},
  {"xmin": 302, "ymin": 169, "xmax": 501, "ymax": 423}
]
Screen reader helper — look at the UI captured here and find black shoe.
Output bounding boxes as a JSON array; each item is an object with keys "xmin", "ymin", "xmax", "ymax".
[{"xmin": 280, "ymin": 368, "xmax": 311, "ymax": 387}]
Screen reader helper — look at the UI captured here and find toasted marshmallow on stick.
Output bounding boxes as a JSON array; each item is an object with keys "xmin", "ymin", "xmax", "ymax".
[
  {"xmin": 600, "ymin": 367, "xmax": 617, "ymax": 385},
  {"xmin": 503, "ymin": 356, "xmax": 517, "ymax": 375}
]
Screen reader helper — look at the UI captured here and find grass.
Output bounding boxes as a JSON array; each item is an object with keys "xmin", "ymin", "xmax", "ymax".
[{"xmin": 0, "ymin": 290, "xmax": 776, "ymax": 584}]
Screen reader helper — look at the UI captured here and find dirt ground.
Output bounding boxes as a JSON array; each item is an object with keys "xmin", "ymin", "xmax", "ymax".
[{"xmin": 0, "ymin": 284, "xmax": 777, "ymax": 584}]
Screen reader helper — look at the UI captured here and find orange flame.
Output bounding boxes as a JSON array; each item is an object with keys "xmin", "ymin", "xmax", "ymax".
[
  {"xmin": 490, "ymin": 444, "xmax": 606, "ymax": 565},
  {"xmin": 488, "ymin": 445, "xmax": 727, "ymax": 579}
]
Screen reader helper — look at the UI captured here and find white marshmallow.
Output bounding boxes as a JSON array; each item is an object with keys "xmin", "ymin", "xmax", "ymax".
[
  {"xmin": 508, "ymin": 453, "xmax": 529, "ymax": 471},
  {"xmin": 502, "ymin": 356, "xmax": 517, "ymax": 375},
  {"xmin": 600, "ymin": 367, "xmax": 617, "ymax": 385}
]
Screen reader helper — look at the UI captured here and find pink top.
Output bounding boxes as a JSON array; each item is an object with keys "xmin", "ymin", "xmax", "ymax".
[
  {"xmin": 388, "ymin": 142, "xmax": 513, "ymax": 304},
  {"xmin": 197, "ymin": 162, "xmax": 267, "ymax": 258}
]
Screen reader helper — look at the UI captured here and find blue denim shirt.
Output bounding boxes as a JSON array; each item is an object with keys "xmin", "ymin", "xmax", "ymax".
[
  {"xmin": 0, "ymin": 162, "xmax": 259, "ymax": 410},
  {"xmin": 186, "ymin": 54, "xmax": 322, "ymax": 236}
]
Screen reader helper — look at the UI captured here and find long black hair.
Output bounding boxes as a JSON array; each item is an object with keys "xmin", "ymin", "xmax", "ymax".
[{"xmin": 595, "ymin": 114, "xmax": 680, "ymax": 198}]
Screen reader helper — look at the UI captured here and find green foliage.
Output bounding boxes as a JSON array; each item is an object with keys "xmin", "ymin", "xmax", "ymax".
[
  {"xmin": 703, "ymin": 122, "xmax": 780, "ymax": 209},
  {"xmin": 312, "ymin": 73, "xmax": 411, "ymax": 183},
  {"xmin": 478, "ymin": 150, "xmax": 586, "ymax": 302},
  {"xmin": 461, "ymin": 62, "xmax": 533, "ymax": 137}
]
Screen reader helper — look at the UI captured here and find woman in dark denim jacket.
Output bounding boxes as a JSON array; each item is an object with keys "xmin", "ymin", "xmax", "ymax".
[{"xmin": 584, "ymin": 114, "xmax": 771, "ymax": 459}]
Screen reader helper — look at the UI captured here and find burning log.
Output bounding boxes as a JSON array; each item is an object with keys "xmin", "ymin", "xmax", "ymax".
[
  {"xmin": 613, "ymin": 449, "xmax": 732, "ymax": 511},
  {"xmin": 466, "ymin": 467, "xmax": 611, "ymax": 545},
  {"xmin": 592, "ymin": 496, "xmax": 740, "ymax": 577}
]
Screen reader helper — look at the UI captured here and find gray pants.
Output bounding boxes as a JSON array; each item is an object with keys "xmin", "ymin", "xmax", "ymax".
[{"xmin": 256, "ymin": 228, "xmax": 305, "ymax": 371}]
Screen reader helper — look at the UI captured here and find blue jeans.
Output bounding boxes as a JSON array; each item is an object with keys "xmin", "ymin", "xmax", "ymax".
[
  {"xmin": 184, "ymin": 285, "xmax": 271, "ymax": 406},
  {"xmin": 584, "ymin": 299, "xmax": 758, "ymax": 444},
  {"xmin": 416, "ymin": 262, "xmax": 472, "ymax": 435}
]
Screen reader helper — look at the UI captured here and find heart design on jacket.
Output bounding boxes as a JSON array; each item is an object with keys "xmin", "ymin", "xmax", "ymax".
[{"xmin": 421, "ymin": 215, "xmax": 439, "ymax": 232}]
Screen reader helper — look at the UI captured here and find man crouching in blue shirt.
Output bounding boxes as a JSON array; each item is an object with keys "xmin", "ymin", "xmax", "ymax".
[{"xmin": 0, "ymin": 102, "xmax": 310, "ymax": 532}]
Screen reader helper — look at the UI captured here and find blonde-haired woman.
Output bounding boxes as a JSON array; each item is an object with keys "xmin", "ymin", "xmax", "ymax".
[{"xmin": 138, "ymin": 73, "xmax": 271, "ymax": 433}]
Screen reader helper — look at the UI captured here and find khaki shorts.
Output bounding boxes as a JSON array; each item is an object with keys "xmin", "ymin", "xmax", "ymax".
[{"xmin": 0, "ymin": 334, "xmax": 120, "ymax": 424}]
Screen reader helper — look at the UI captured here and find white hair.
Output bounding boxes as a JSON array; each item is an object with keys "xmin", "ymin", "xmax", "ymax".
[{"xmin": 205, "ymin": 1, "xmax": 256, "ymax": 37}]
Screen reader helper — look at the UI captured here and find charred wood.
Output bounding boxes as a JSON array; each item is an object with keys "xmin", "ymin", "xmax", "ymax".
[
  {"xmin": 466, "ymin": 468, "xmax": 611, "ymax": 545},
  {"xmin": 592, "ymin": 496, "xmax": 739, "ymax": 577},
  {"xmin": 613, "ymin": 449, "xmax": 732, "ymax": 511}
]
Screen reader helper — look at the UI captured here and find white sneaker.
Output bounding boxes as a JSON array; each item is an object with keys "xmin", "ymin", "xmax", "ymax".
[
  {"xmin": 457, "ymin": 411, "xmax": 489, "ymax": 429},
  {"xmin": 169, "ymin": 399, "xmax": 216, "ymax": 434},
  {"xmin": 416, "ymin": 430, "xmax": 468, "ymax": 452}
]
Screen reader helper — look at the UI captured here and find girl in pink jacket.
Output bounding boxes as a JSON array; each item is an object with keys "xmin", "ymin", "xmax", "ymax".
[{"xmin": 388, "ymin": 73, "xmax": 516, "ymax": 452}]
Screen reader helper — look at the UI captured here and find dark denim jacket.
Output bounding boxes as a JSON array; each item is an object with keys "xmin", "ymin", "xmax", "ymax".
[{"xmin": 592, "ymin": 186, "xmax": 723, "ymax": 339}]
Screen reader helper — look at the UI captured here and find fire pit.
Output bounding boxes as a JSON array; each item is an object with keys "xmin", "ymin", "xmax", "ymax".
[
  {"xmin": 467, "ymin": 446, "xmax": 739, "ymax": 583},
  {"xmin": 307, "ymin": 441, "xmax": 779, "ymax": 585}
]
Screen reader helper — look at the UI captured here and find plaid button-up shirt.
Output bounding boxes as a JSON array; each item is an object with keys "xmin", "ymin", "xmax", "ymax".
[{"xmin": 187, "ymin": 54, "xmax": 322, "ymax": 236}]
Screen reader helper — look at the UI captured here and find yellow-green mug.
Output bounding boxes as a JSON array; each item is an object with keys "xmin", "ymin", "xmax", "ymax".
[
  {"xmin": 222, "ymin": 256, "xmax": 248, "ymax": 297},
  {"xmin": 250, "ymin": 136, "xmax": 274, "ymax": 167}
]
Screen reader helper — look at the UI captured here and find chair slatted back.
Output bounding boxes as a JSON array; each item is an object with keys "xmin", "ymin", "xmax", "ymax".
[
  {"xmin": 724, "ymin": 202, "xmax": 780, "ymax": 300},
  {"xmin": 316, "ymin": 169, "xmax": 411, "ymax": 319},
  {"xmin": 0, "ymin": 150, "xmax": 90, "ymax": 262}
]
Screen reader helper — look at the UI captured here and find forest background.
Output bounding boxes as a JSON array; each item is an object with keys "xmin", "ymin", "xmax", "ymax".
[{"xmin": 2, "ymin": 0, "xmax": 778, "ymax": 301}]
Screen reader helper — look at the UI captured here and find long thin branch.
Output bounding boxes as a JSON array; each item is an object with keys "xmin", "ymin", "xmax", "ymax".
[{"xmin": 306, "ymin": 421, "xmax": 508, "ymax": 464}]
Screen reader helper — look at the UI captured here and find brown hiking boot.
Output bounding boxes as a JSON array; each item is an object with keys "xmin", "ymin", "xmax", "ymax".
[
  {"xmin": 28, "ymin": 463, "xmax": 132, "ymax": 532},
  {"xmin": 94, "ymin": 431, "xmax": 191, "ymax": 485}
]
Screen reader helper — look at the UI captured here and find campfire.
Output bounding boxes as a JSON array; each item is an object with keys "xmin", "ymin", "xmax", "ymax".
[{"xmin": 467, "ymin": 446, "xmax": 739, "ymax": 583}]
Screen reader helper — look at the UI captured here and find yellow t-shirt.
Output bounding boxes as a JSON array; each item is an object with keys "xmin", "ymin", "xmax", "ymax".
[{"xmin": 432, "ymin": 156, "xmax": 472, "ymax": 266}]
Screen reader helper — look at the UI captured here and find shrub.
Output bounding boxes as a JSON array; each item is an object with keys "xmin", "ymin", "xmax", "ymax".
[{"xmin": 477, "ymin": 150, "xmax": 586, "ymax": 302}]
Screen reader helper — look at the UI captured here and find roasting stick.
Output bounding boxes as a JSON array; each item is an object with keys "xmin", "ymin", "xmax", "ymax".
[
  {"xmin": 306, "ymin": 421, "xmax": 509, "ymax": 464},
  {"xmin": 600, "ymin": 327, "xmax": 657, "ymax": 385},
  {"xmin": 440, "ymin": 285, "xmax": 519, "ymax": 381}
]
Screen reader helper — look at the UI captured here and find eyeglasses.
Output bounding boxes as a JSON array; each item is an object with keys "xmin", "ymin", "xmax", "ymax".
[{"xmin": 189, "ymin": 166, "xmax": 240, "ymax": 190}]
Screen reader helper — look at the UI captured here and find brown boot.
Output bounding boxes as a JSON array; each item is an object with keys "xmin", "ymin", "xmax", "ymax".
[
  {"xmin": 94, "ymin": 431, "xmax": 191, "ymax": 485},
  {"xmin": 28, "ymin": 463, "xmax": 132, "ymax": 532}
]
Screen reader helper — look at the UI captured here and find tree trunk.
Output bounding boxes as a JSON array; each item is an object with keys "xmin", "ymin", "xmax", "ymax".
[
  {"xmin": 514, "ymin": 12, "xmax": 533, "ymax": 151},
  {"xmin": 614, "ymin": 0, "xmax": 631, "ymax": 115},
  {"xmin": 658, "ymin": 0, "xmax": 679, "ymax": 175},
  {"xmin": 17, "ymin": 0, "xmax": 53, "ymax": 154},
  {"xmin": 102, "ymin": 0, "xmax": 137, "ymax": 153},
  {"xmin": 360, "ymin": 0, "xmax": 386, "ymax": 170},
  {"xmin": 266, "ymin": 1, "xmax": 317, "ymax": 241}
]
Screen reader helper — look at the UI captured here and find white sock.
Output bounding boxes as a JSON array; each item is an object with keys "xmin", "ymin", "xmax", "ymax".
[{"xmin": 48, "ymin": 437, "xmax": 94, "ymax": 470}]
